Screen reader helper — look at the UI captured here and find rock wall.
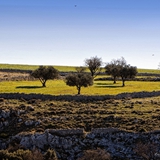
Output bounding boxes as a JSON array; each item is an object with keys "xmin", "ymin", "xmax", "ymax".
[
  {"xmin": 0, "ymin": 91, "xmax": 160, "ymax": 102},
  {"xmin": 1, "ymin": 128, "xmax": 160, "ymax": 160}
]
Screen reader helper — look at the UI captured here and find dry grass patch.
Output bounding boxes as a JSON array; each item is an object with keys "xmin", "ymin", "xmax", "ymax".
[{"xmin": 1, "ymin": 96, "xmax": 160, "ymax": 137}]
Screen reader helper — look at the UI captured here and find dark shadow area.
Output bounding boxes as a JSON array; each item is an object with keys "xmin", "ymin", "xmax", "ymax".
[
  {"xmin": 95, "ymin": 85, "xmax": 122, "ymax": 88},
  {"xmin": 94, "ymin": 82, "xmax": 122, "ymax": 88},
  {"xmin": 95, "ymin": 82, "xmax": 114, "ymax": 86},
  {"xmin": 16, "ymin": 86, "xmax": 43, "ymax": 89}
]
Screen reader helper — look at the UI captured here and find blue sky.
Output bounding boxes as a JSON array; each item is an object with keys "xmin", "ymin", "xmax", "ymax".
[{"xmin": 0, "ymin": 0, "xmax": 160, "ymax": 69}]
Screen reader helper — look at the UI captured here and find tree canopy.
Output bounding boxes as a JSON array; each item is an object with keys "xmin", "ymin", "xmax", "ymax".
[
  {"xmin": 119, "ymin": 65, "xmax": 137, "ymax": 86},
  {"xmin": 31, "ymin": 66, "xmax": 59, "ymax": 87},
  {"xmin": 65, "ymin": 71, "xmax": 93, "ymax": 94},
  {"xmin": 105, "ymin": 57, "xmax": 137, "ymax": 86}
]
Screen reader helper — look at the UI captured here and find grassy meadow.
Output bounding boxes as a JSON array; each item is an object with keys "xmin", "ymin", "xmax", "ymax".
[
  {"xmin": 0, "ymin": 63, "xmax": 160, "ymax": 73},
  {"xmin": 0, "ymin": 79, "xmax": 160, "ymax": 95},
  {"xmin": 0, "ymin": 64, "xmax": 79, "ymax": 72},
  {"xmin": 0, "ymin": 63, "xmax": 160, "ymax": 95}
]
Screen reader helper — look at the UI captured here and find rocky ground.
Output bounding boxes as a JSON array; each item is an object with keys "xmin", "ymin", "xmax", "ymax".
[
  {"xmin": 1, "ymin": 95, "xmax": 160, "ymax": 137},
  {"xmin": 1, "ymin": 71, "xmax": 160, "ymax": 159},
  {"xmin": 0, "ymin": 93, "xmax": 160, "ymax": 159},
  {"xmin": 0, "ymin": 71, "xmax": 32, "ymax": 81}
]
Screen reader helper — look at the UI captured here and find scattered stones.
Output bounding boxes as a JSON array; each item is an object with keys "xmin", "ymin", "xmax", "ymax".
[
  {"xmin": 0, "ymin": 110, "xmax": 10, "ymax": 119},
  {"xmin": 1, "ymin": 92, "xmax": 160, "ymax": 159},
  {"xmin": 25, "ymin": 120, "xmax": 34, "ymax": 126},
  {"xmin": 0, "ymin": 128, "xmax": 158, "ymax": 160},
  {"xmin": 0, "ymin": 91, "xmax": 160, "ymax": 102}
]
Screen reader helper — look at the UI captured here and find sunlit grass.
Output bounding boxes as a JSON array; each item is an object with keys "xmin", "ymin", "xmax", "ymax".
[
  {"xmin": 0, "ymin": 80, "xmax": 160, "ymax": 95},
  {"xmin": 0, "ymin": 64, "xmax": 78, "ymax": 72},
  {"xmin": 0, "ymin": 63, "xmax": 160, "ymax": 73},
  {"xmin": 138, "ymin": 68, "xmax": 160, "ymax": 74}
]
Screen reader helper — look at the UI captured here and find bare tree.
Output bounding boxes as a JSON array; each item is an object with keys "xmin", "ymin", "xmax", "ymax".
[{"xmin": 85, "ymin": 56, "xmax": 103, "ymax": 78}]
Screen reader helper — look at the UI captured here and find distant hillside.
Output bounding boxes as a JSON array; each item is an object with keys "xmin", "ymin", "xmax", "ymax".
[
  {"xmin": 0, "ymin": 63, "xmax": 160, "ymax": 74},
  {"xmin": 0, "ymin": 64, "xmax": 77, "ymax": 72}
]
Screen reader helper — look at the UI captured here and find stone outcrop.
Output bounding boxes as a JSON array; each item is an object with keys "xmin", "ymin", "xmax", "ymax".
[{"xmin": 0, "ymin": 128, "xmax": 160, "ymax": 160}]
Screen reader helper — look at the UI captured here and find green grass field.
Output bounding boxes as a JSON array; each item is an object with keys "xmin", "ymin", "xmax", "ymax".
[
  {"xmin": 1, "ymin": 80, "xmax": 160, "ymax": 95},
  {"xmin": 0, "ymin": 64, "xmax": 78, "ymax": 72},
  {"xmin": 0, "ymin": 63, "xmax": 160, "ymax": 73},
  {"xmin": 0, "ymin": 63, "xmax": 160, "ymax": 95}
]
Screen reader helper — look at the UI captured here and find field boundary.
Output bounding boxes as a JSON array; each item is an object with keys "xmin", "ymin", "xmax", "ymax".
[{"xmin": 0, "ymin": 90, "xmax": 160, "ymax": 101}]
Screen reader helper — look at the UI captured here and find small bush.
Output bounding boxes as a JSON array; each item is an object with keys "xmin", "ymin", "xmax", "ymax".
[
  {"xmin": 0, "ymin": 149, "xmax": 30, "ymax": 160},
  {"xmin": 44, "ymin": 149, "xmax": 58, "ymax": 160},
  {"xmin": 24, "ymin": 149, "xmax": 44, "ymax": 160},
  {"xmin": 78, "ymin": 148, "xmax": 111, "ymax": 160},
  {"xmin": 0, "ymin": 148, "xmax": 57, "ymax": 160},
  {"xmin": 134, "ymin": 142, "xmax": 157, "ymax": 160}
]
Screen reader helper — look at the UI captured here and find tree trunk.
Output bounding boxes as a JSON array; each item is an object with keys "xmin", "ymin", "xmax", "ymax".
[
  {"xmin": 42, "ymin": 80, "xmax": 46, "ymax": 87},
  {"xmin": 122, "ymin": 79, "xmax": 125, "ymax": 87},
  {"xmin": 77, "ymin": 87, "xmax": 81, "ymax": 94},
  {"xmin": 113, "ymin": 76, "xmax": 116, "ymax": 84},
  {"xmin": 42, "ymin": 82, "xmax": 46, "ymax": 87},
  {"xmin": 91, "ymin": 72, "xmax": 94, "ymax": 77},
  {"xmin": 39, "ymin": 78, "xmax": 46, "ymax": 87}
]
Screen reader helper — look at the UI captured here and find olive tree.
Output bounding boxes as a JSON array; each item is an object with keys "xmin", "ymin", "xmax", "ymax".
[
  {"xmin": 31, "ymin": 66, "xmax": 59, "ymax": 87},
  {"xmin": 119, "ymin": 65, "xmax": 137, "ymax": 86},
  {"xmin": 65, "ymin": 71, "xmax": 93, "ymax": 94},
  {"xmin": 105, "ymin": 57, "xmax": 137, "ymax": 86},
  {"xmin": 105, "ymin": 60, "xmax": 120, "ymax": 84},
  {"xmin": 84, "ymin": 56, "xmax": 103, "ymax": 78},
  {"xmin": 105, "ymin": 57, "xmax": 127, "ymax": 84}
]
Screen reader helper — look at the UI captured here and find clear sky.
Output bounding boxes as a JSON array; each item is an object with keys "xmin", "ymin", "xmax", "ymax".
[{"xmin": 0, "ymin": 0, "xmax": 160, "ymax": 69}]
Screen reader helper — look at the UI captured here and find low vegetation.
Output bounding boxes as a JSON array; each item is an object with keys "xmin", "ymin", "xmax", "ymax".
[
  {"xmin": 78, "ymin": 148, "xmax": 111, "ymax": 160},
  {"xmin": 0, "ymin": 146, "xmax": 58, "ymax": 160},
  {"xmin": 1, "ymin": 96, "xmax": 160, "ymax": 138}
]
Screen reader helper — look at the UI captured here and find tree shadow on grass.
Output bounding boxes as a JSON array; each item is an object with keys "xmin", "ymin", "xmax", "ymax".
[
  {"xmin": 94, "ymin": 82, "xmax": 122, "ymax": 88},
  {"xmin": 16, "ymin": 86, "xmax": 43, "ymax": 89},
  {"xmin": 95, "ymin": 83, "xmax": 114, "ymax": 86}
]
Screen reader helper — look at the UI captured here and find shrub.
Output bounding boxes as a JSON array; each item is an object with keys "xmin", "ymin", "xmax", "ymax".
[
  {"xmin": 134, "ymin": 141, "xmax": 157, "ymax": 160},
  {"xmin": 24, "ymin": 149, "xmax": 44, "ymax": 160},
  {"xmin": 44, "ymin": 149, "xmax": 58, "ymax": 160},
  {"xmin": 0, "ymin": 148, "xmax": 57, "ymax": 160},
  {"xmin": 0, "ymin": 149, "xmax": 30, "ymax": 160},
  {"xmin": 78, "ymin": 148, "xmax": 111, "ymax": 160}
]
